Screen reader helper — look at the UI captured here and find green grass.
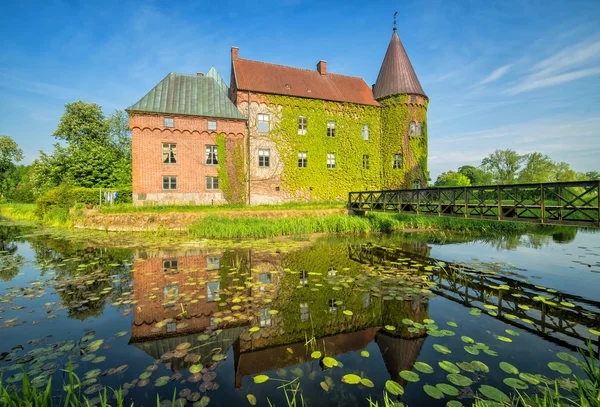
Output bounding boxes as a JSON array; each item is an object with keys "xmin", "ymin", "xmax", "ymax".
[
  {"xmin": 0, "ymin": 204, "xmax": 37, "ymax": 221},
  {"xmin": 98, "ymin": 201, "xmax": 345, "ymax": 214},
  {"xmin": 188, "ymin": 212, "xmax": 553, "ymax": 239}
]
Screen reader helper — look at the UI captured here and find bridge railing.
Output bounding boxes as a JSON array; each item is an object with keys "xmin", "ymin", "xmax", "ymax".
[{"xmin": 348, "ymin": 181, "xmax": 600, "ymax": 227}]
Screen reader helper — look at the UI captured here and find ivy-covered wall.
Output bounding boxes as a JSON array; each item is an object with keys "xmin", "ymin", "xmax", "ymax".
[
  {"xmin": 260, "ymin": 95, "xmax": 382, "ymax": 201},
  {"xmin": 379, "ymin": 94, "xmax": 429, "ymax": 189},
  {"xmin": 216, "ymin": 133, "xmax": 246, "ymax": 204}
]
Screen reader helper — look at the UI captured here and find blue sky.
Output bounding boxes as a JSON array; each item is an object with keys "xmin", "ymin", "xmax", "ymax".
[{"xmin": 1, "ymin": 0, "xmax": 599, "ymax": 179}]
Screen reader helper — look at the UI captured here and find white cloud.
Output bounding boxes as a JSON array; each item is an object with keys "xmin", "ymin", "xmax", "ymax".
[
  {"xmin": 477, "ymin": 64, "xmax": 512, "ymax": 86},
  {"xmin": 505, "ymin": 68, "xmax": 600, "ymax": 95}
]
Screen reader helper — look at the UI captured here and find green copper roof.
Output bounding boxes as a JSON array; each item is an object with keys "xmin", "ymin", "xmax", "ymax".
[
  {"xmin": 206, "ymin": 66, "xmax": 228, "ymax": 94},
  {"xmin": 127, "ymin": 72, "xmax": 245, "ymax": 120}
]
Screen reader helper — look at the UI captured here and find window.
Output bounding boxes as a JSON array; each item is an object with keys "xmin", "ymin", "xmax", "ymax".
[
  {"xmin": 207, "ymin": 281, "xmax": 220, "ymax": 302},
  {"xmin": 207, "ymin": 257, "xmax": 220, "ymax": 270},
  {"xmin": 206, "ymin": 176, "xmax": 219, "ymax": 190},
  {"xmin": 410, "ymin": 122, "xmax": 416, "ymax": 136},
  {"xmin": 205, "ymin": 145, "xmax": 218, "ymax": 165},
  {"xmin": 162, "ymin": 143, "xmax": 177, "ymax": 164},
  {"xmin": 327, "ymin": 153, "xmax": 336, "ymax": 169},
  {"xmin": 327, "ymin": 267, "xmax": 337, "ymax": 277},
  {"xmin": 362, "ymin": 125, "xmax": 369, "ymax": 140},
  {"xmin": 363, "ymin": 155, "xmax": 370, "ymax": 170},
  {"xmin": 413, "ymin": 181, "xmax": 421, "ymax": 190},
  {"xmin": 163, "ymin": 176, "xmax": 177, "ymax": 190},
  {"xmin": 327, "ymin": 121, "xmax": 336, "ymax": 137},
  {"xmin": 258, "ymin": 114, "xmax": 269, "ymax": 133},
  {"xmin": 164, "ymin": 117, "xmax": 174, "ymax": 127},
  {"xmin": 417, "ymin": 122, "xmax": 422, "ymax": 136},
  {"xmin": 298, "ymin": 152, "xmax": 307, "ymax": 168},
  {"xmin": 208, "ymin": 121, "xmax": 217, "ymax": 131},
  {"xmin": 300, "ymin": 270, "xmax": 308, "ymax": 287},
  {"xmin": 260, "ymin": 308, "xmax": 272, "ymax": 327},
  {"xmin": 259, "ymin": 273, "xmax": 272, "ymax": 285},
  {"xmin": 163, "ymin": 285, "xmax": 178, "ymax": 306},
  {"xmin": 328, "ymin": 299, "xmax": 338, "ymax": 314},
  {"xmin": 410, "ymin": 95, "xmax": 416, "ymax": 103},
  {"xmin": 258, "ymin": 149, "xmax": 270, "ymax": 167},
  {"xmin": 300, "ymin": 303, "xmax": 309, "ymax": 321},
  {"xmin": 163, "ymin": 259, "xmax": 178, "ymax": 274},
  {"xmin": 167, "ymin": 322, "xmax": 177, "ymax": 333},
  {"xmin": 393, "ymin": 154, "xmax": 402, "ymax": 169},
  {"xmin": 298, "ymin": 116, "xmax": 307, "ymax": 135}
]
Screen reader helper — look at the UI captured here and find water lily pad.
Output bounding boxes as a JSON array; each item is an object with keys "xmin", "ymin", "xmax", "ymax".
[
  {"xmin": 478, "ymin": 385, "xmax": 509, "ymax": 403},
  {"xmin": 446, "ymin": 321, "xmax": 458, "ymax": 328},
  {"xmin": 155, "ymin": 376, "xmax": 170, "ymax": 387},
  {"xmin": 360, "ymin": 378, "xmax": 374, "ymax": 387},
  {"xmin": 464, "ymin": 346, "xmax": 479, "ymax": 355},
  {"xmin": 471, "ymin": 361, "xmax": 490, "ymax": 373},
  {"xmin": 589, "ymin": 328, "xmax": 600, "ymax": 336},
  {"xmin": 436, "ymin": 383, "xmax": 459, "ymax": 396},
  {"xmin": 385, "ymin": 325, "xmax": 396, "ymax": 331},
  {"xmin": 360, "ymin": 350, "xmax": 370, "ymax": 358},
  {"xmin": 438, "ymin": 361, "xmax": 460, "ymax": 374},
  {"xmin": 341, "ymin": 374, "xmax": 361, "ymax": 384},
  {"xmin": 434, "ymin": 344, "xmax": 452, "ymax": 355},
  {"xmin": 556, "ymin": 352, "xmax": 578, "ymax": 364},
  {"xmin": 249, "ymin": 327, "xmax": 260, "ymax": 333},
  {"xmin": 114, "ymin": 331, "xmax": 128, "ymax": 337},
  {"xmin": 385, "ymin": 380, "xmax": 404, "ymax": 396},
  {"xmin": 461, "ymin": 336, "xmax": 474, "ymax": 344},
  {"xmin": 189, "ymin": 364, "xmax": 203, "ymax": 374},
  {"xmin": 503, "ymin": 378, "xmax": 528, "ymax": 390},
  {"xmin": 91, "ymin": 356, "xmax": 106, "ymax": 364},
  {"xmin": 343, "ymin": 310, "xmax": 353, "ymax": 316},
  {"xmin": 499, "ymin": 362, "xmax": 519, "ymax": 375},
  {"xmin": 253, "ymin": 374, "xmax": 269, "ymax": 384},
  {"xmin": 519, "ymin": 372, "xmax": 540, "ymax": 385},
  {"xmin": 505, "ymin": 329, "xmax": 520, "ymax": 337},
  {"xmin": 447, "ymin": 373, "xmax": 472, "ymax": 386},
  {"xmin": 456, "ymin": 362, "xmax": 475, "ymax": 373},
  {"xmin": 548, "ymin": 362, "xmax": 572, "ymax": 375},
  {"xmin": 424, "ymin": 384, "xmax": 444, "ymax": 399},
  {"xmin": 446, "ymin": 401, "xmax": 464, "ymax": 407},
  {"xmin": 414, "ymin": 362, "xmax": 434, "ymax": 374},
  {"xmin": 139, "ymin": 371, "xmax": 152, "ymax": 380},
  {"xmin": 497, "ymin": 336, "xmax": 512, "ymax": 343},
  {"xmin": 320, "ymin": 381, "xmax": 329, "ymax": 391},
  {"xmin": 323, "ymin": 357, "xmax": 338, "ymax": 368},
  {"xmin": 399, "ymin": 370, "xmax": 420, "ymax": 382},
  {"xmin": 311, "ymin": 351, "xmax": 322, "ymax": 359}
]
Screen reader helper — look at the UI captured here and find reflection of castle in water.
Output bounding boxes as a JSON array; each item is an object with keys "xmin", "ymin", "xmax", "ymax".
[{"xmin": 129, "ymin": 242, "xmax": 431, "ymax": 388}]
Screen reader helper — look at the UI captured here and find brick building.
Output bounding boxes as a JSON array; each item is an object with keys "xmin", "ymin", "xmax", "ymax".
[{"xmin": 128, "ymin": 29, "xmax": 428, "ymax": 205}]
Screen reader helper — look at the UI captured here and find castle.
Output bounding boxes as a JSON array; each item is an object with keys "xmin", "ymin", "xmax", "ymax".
[{"xmin": 127, "ymin": 28, "xmax": 428, "ymax": 205}]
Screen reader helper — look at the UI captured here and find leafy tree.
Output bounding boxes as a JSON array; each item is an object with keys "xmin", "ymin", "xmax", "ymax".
[
  {"xmin": 434, "ymin": 171, "xmax": 472, "ymax": 187},
  {"xmin": 585, "ymin": 171, "xmax": 600, "ymax": 181},
  {"xmin": 107, "ymin": 110, "xmax": 131, "ymax": 160},
  {"xmin": 52, "ymin": 101, "xmax": 110, "ymax": 146},
  {"xmin": 458, "ymin": 165, "xmax": 493, "ymax": 186},
  {"xmin": 0, "ymin": 136, "xmax": 23, "ymax": 175},
  {"xmin": 481, "ymin": 149, "xmax": 525, "ymax": 184},
  {"xmin": 518, "ymin": 152, "xmax": 557, "ymax": 183},
  {"xmin": 554, "ymin": 161, "xmax": 578, "ymax": 182}
]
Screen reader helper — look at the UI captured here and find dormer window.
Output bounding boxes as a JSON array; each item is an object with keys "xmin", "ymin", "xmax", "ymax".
[{"xmin": 410, "ymin": 122, "xmax": 416, "ymax": 136}]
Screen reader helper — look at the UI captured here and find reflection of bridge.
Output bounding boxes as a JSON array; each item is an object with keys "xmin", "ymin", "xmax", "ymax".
[
  {"xmin": 349, "ymin": 244, "xmax": 600, "ymax": 354},
  {"xmin": 348, "ymin": 181, "xmax": 600, "ymax": 227}
]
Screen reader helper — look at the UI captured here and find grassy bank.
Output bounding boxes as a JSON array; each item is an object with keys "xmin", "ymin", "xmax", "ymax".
[
  {"xmin": 188, "ymin": 212, "xmax": 554, "ymax": 239},
  {"xmin": 0, "ymin": 203, "xmax": 37, "ymax": 221},
  {"xmin": 97, "ymin": 201, "xmax": 345, "ymax": 214},
  {"xmin": 0, "ymin": 203, "xmax": 73, "ymax": 227}
]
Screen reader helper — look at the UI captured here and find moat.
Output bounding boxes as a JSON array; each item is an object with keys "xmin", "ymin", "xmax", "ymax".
[{"xmin": 1, "ymin": 220, "xmax": 599, "ymax": 406}]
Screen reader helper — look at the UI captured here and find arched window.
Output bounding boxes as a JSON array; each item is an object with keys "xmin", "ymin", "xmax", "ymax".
[
  {"xmin": 417, "ymin": 122, "xmax": 422, "ymax": 136},
  {"xmin": 409, "ymin": 122, "xmax": 416, "ymax": 136}
]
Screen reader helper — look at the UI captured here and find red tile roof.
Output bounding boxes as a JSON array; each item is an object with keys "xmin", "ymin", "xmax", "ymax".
[{"xmin": 232, "ymin": 59, "xmax": 380, "ymax": 107}]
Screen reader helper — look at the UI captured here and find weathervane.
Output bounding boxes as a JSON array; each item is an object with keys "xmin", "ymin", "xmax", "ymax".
[{"xmin": 393, "ymin": 11, "xmax": 397, "ymax": 31}]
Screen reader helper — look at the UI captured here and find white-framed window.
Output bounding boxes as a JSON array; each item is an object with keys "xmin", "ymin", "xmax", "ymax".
[
  {"xmin": 258, "ymin": 114, "xmax": 269, "ymax": 133},
  {"xmin": 164, "ymin": 117, "xmax": 174, "ymax": 128},
  {"xmin": 207, "ymin": 256, "xmax": 220, "ymax": 270},
  {"xmin": 410, "ymin": 95, "xmax": 416, "ymax": 103},
  {"xmin": 298, "ymin": 116, "xmax": 307, "ymax": 135},
  {"xmin": 258, "ymin": 149, "xmax": 270, "ymax": 167},
  {"xmin": 162, "ymin": 176, "xmax": 177, "ymax": 190},
  {"xmin": 327, "ymin": 121, "xmax": 336, "ymax": 137},
  {"xmin": 260, "ymin": 308, "xmax": 272, "ymax": 327},
  {"xmin": 162, "ymin": 143, "xmax": 177, "ymax": 164},
  {"xmin": 163, "ymin": 259, "xmax": 178, "ymax": 273},
  {"xmin": 206, "ymin": 176, "xmax": 219, "ymax": 190},
  {"xmin": 363, "ymin": 155, "xmax": 369, "ymax": 170},
  {"xmin": 393, "ymin": 154, "xmax": 402, "ymax": 169},
  {"xmin": 208, "ymin": 120, "xmax": 217, "ymax": 131},
  {"xmin": 298, "ymin": 152, "xmax": 307, "ymax": 168},
  {"xmin": 417, "ymin": 122, "xmax": 422, "ymax": 136},
  {"xmin": 327, "ymin": 153, "xmax": 336, "ymax": 169},
  {"xmin": 300, "ymin": 270, "xmax": 308, "ymax": 286},
  {"xmin": 206, "ymin": 145, "xmax": 218, "ymax": 165},
  {"xmin": 362, "ymin": 125, "xmax": 369, "ymax": 140},
  {"xmin": 410, "ymin": 121, "xmax": 416, "ymax": 136},
  {"xmin": 413, "ymin": 181, "xmax": 421, "ymax": 189},
  {"xmin": 207, "ymin": 281, "xmax": 220, "ymax": 302}
]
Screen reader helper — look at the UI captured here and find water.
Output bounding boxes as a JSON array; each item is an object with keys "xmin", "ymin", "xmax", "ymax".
[{"xmin": 1, "ymin": 221, "xmax": 599, "ymax": 406}]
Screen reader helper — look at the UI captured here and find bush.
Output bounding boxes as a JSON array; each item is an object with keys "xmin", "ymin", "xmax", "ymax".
[
  {"xmin": 35, "ymin": 185, "xmax": 133, "ymax": 218},
  {"xmin": 5, "ymin": 187, "xmax": 35, "ymax": 203}
]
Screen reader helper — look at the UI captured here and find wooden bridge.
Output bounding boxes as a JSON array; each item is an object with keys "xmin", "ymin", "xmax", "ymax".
[
  {"xmin": 348, "ymin": 181, "xmax": 600, "ymax": 227},
  {"xmin": 348, "ymin": 243, "xmax": 600, "ymax": 354}
]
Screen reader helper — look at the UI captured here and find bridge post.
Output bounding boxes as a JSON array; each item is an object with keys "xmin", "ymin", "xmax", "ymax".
[
  {"xmin": 463, "ymin": 187, "xmax": 468, "ymax": 218},
  {"xmin": 597, "ymin": 181, "xmax": 600, "ymax": 228},
  {"xmin": 541, "ymin": 183, "xmax": 545, "ymax": 224},
  {"xmin": 497, "ymin": 185, "xmax": 501, "ymax": 221}
]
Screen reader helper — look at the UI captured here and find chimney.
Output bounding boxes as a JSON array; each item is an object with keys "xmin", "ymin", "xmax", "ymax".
[
  {"xmin": 317, "ymin": 60, "xmax": 327, "ymax": 75},
  {"xmin": 197, "ymin": 72, "xmax": 204, "ymax": 77},
  {"xmin": 231, "ymin": 46, "xmax": 239, "ymax": 60}
]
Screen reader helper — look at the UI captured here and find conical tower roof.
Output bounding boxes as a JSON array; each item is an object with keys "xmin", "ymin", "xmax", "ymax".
[{"xmin": 373, "ymin": 30, "xmax": 426, "ymax": 100}]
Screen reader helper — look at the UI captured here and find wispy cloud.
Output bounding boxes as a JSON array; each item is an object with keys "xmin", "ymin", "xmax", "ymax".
[
  {"xmin": 504, "ymin": 39, "xmax": 600, "ymax": 95},
  {"xmin": 477, "ymin": 64, "xmax": 512, "ymax": 86}
]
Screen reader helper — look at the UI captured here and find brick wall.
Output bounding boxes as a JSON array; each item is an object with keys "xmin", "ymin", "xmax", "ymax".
[{"xmin": 130, "ymin": 113, "xmax": 246, "ymax": 205}]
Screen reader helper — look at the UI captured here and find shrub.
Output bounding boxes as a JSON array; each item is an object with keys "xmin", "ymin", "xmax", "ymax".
[{"xmin": 5, "ymin": 187, "xmax": 35, "ymax": 203}]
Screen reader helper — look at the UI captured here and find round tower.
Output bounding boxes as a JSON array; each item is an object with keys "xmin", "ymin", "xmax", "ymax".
[{"xmin": 374, "ymin": 28, "xmax": 428, "ymax": 189}]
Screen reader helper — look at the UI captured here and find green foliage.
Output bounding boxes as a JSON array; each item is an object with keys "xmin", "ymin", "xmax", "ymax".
[
  {"xmin": 263, "ymin": 95, "xmax": 383, "ymax": 199},
  {"xmin": 458, "ymin": 165, "xmax": 493, "ymax": 186},
  {"xmin": 0, "ymin": 136, "xmax": 23, "ymax": 175},
  {"xmin": 585, "ymin": 171, "xmax": 600, "ymax": 181},
  {"xmin": 98, "ymin": 201, "xmax": 344, "ymax": 214},
  {"xmin": 379, "ymin": 94, "xmax": 428, "ymax": 188},
  {"xmin": 434, "ymin": 170, "xmax": 471, "ymax": 187},
  {"xmin": 52, "ymin": 100, "xmax": 111, "ymax": 145},
  {"xmin": 519, "ymin": 152, "xmax": 557, "ymax": 183},
  {"xmin": 481, "ymin": 149, "xmax": 526, "ymax": 184}
]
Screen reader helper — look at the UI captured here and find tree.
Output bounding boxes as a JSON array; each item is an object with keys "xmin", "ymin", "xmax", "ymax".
[
  {"xmin": 434, "ymin": 171, "xmax": 472, "ymax": 187},
  {"xmin": 554, "ymin": 161, "xmax": 578, "ymax": 182},
  {"xmin": 518, "ymin": 152, "xmax": 557, "ymax": 183},
  {"xmin": 458, "ymin": 165, "xmax": 493, "ymax": 186},
  {"xmin": 52, "ymin": 101, "xmax": 110, "ymax": 146},
  {"xmin": 481, "ymin": 149, "xmax": 525, "ymax": 184},
  {"xmin": 0, "ymin": 135, "xmax": 23, "ymax": 175},
  {"xmin": 585, "ymin": 171, "xmax": 600, "ymax": 181},
  {"xmin": 107, "ymin": 110, "xmax": 131, "ymax": 160}
]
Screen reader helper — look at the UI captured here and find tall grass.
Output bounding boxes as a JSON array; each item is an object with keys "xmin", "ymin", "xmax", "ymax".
[
  {"xmin": 98, "ymin": 201, "xmax": 345, "ymax": 214},
  {"xmin": 0, "ymin": 204, "xmax": 37, "ymax": 221}
]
